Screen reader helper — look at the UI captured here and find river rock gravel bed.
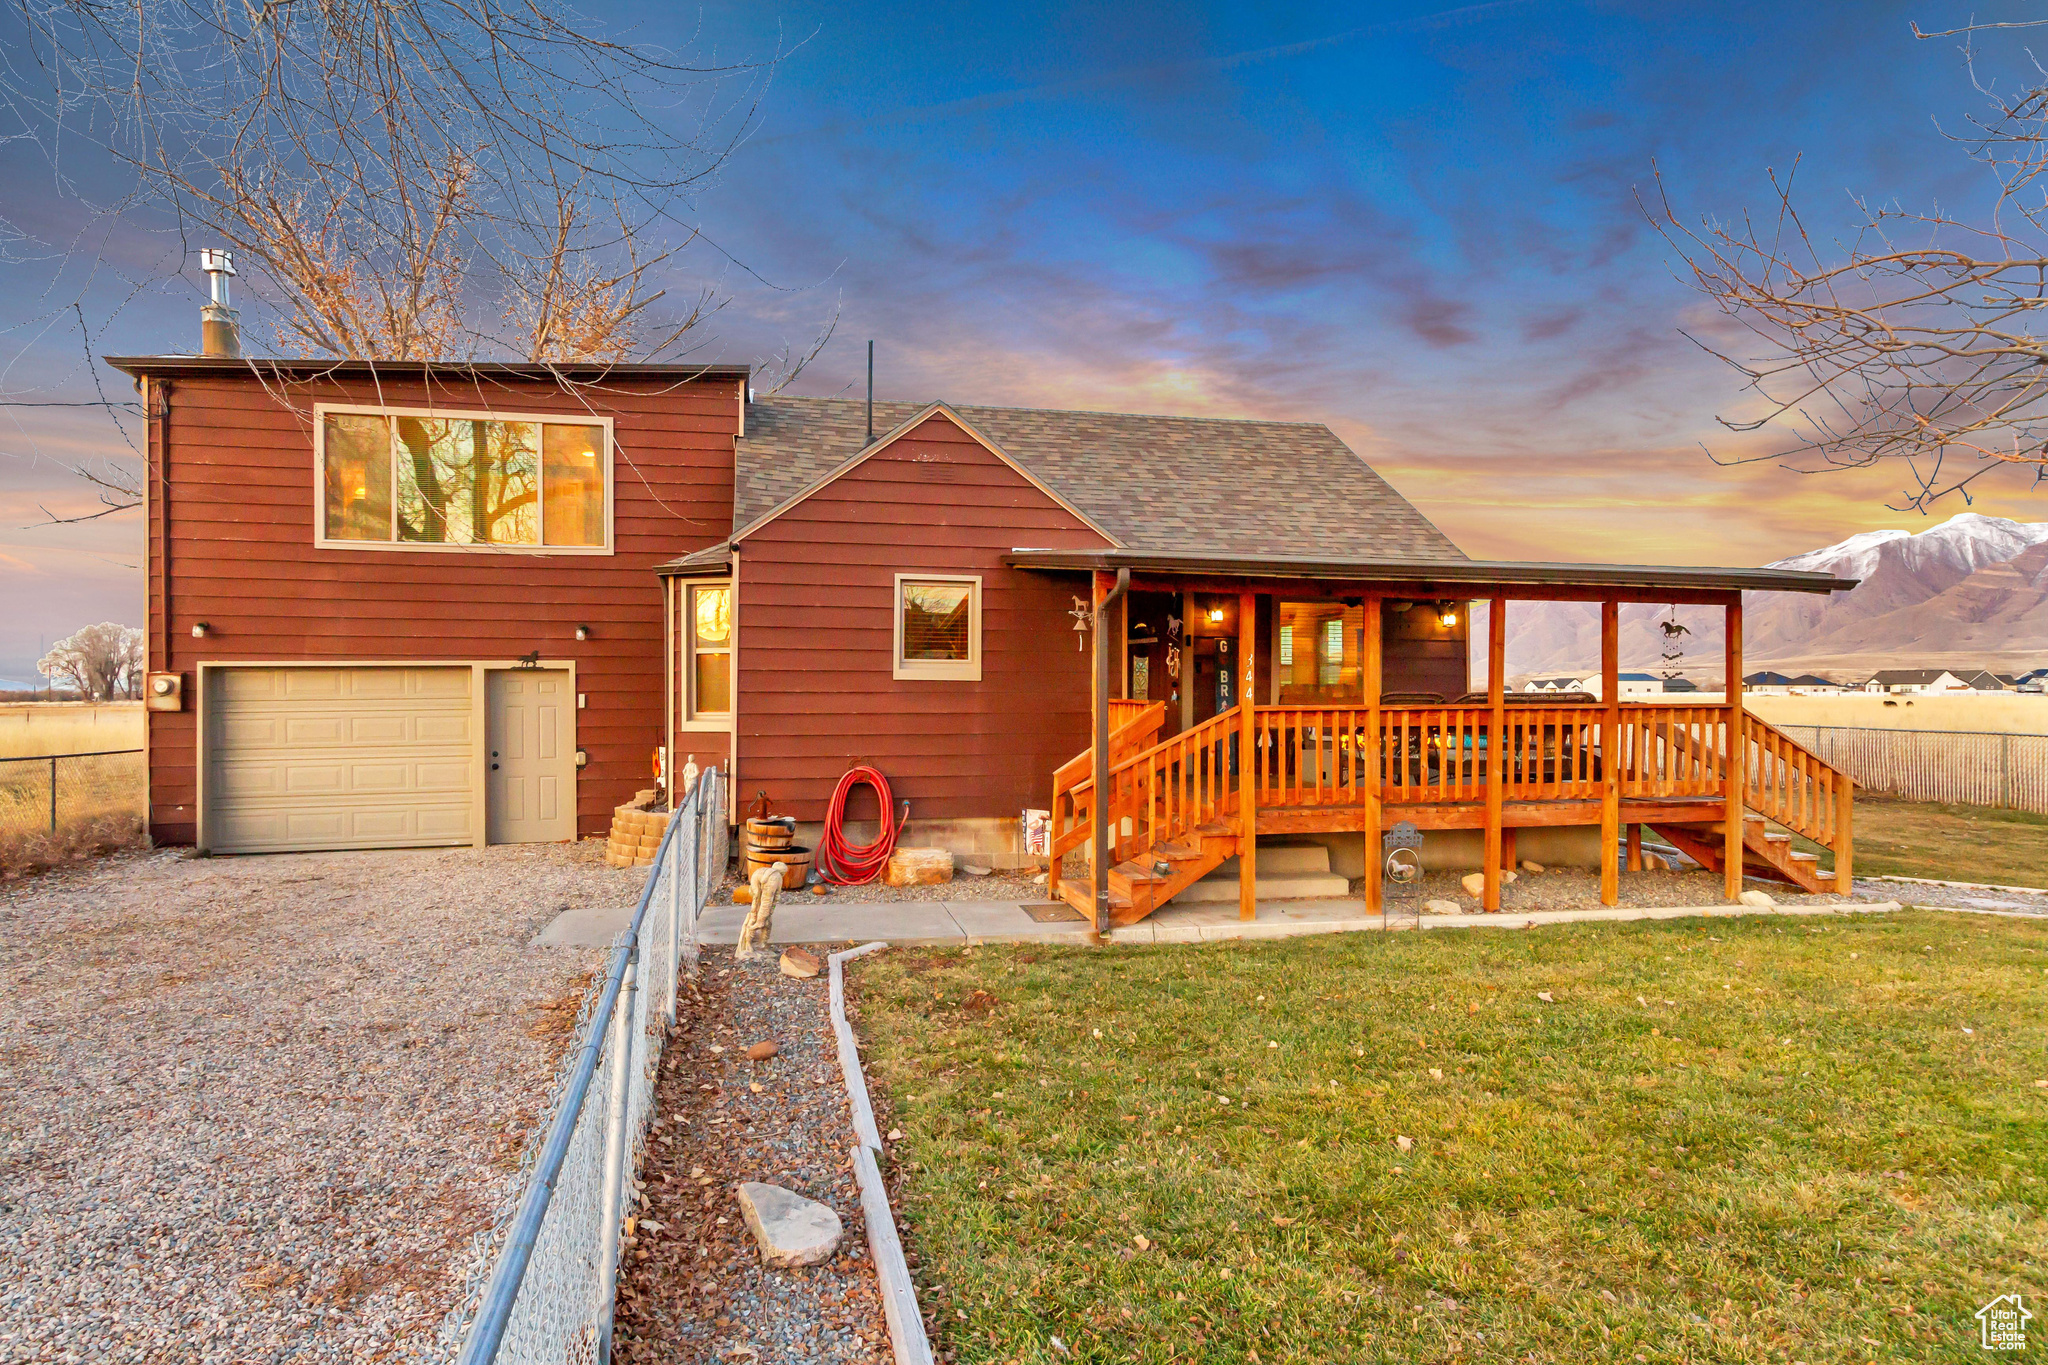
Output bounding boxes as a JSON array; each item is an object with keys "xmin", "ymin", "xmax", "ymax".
[
  {"xmin": 1351, "ymin": 864, "xmax": 1879, "ymax": 913},
  {"xmin": 0, "ymin": 841, "xmax": 639, "ymax": 1364},
  {"xmin": 613, "ymin": 947, "xmax": 890, "ymax": 1364}
]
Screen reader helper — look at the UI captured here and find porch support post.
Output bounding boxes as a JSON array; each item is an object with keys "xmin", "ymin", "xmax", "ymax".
[
  {"xmin": 1362, "ymin": 596, "xmax": 1383, "ymax": 918},
  {"xmin": 1483, "ymin": 595, "xmax": 1506, "ymax": 912},
  {"xmin": 1723, "ymin": 597, "xmax": 1745, "ymax": 902},
  {"xmin": 1626, "ymin": 822, "xmax": 1643, "ymax": 872},
  {"xmin": 1600, "ymin": 598, "xmax": 1620, "ymax": 907},
  {"xmin": 1179, "ymin": 591, "xmax": 1196, "ymax": 735},
  {"xmin": 1237, "ymin": 589, "xmax": 1258, "ymax": 922},
  {"xmin": 1092, "ymin": 568, "xmax": 1130, "ymax": 937}
]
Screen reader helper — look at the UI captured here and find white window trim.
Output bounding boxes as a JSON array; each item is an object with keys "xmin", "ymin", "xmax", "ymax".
[
  {"xmin": 312, "ymin": 401, "xmax": 616, "ymax": 555},
  {"xmin": 680, "ymin": 578, "xmax": 734, "ymax": 730},
  {"xmin": 893, "ymin": 572, "xmax": 982, "ymax": 682}
]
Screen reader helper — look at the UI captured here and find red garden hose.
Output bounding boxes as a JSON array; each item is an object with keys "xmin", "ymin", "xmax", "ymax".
[{"xmin": 816, "ymin": 764, "xmax": 909, "ymax": 885}]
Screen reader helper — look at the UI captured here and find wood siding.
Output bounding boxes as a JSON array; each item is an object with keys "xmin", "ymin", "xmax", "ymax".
[
  {"xmin": 145, "ymin": 370, "xmax": 740, "ymax": 845},
  {"xmin": 734, "ymin": 412, "xmax": 1111, "ymax": 822}
]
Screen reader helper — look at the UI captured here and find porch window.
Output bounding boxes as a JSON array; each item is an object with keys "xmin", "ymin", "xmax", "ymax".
[
  {"xmin": 316, "ymin": 407, "xmax": 610, "ymax": 551},
  {"xmin": 894, "ymin": 574, "xmax": 981, "ymax": 681},
  {"xmin": 1277, "ymin": 601, "xmax": 1363, "ymax": 704},
  {"xmin": 688, "ymin": 583, "xmax": 732, "ymax": 719}
]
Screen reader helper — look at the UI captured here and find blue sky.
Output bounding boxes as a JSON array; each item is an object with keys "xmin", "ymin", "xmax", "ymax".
[{"xmin": 5, "ymin": 0, "xmax": 2048, "ymax": 680}]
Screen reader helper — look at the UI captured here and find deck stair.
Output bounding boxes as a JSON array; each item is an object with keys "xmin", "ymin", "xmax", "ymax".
[
  {"xmin": 1649, "ymin": 814, "xmax": 1831, "ymax": 895},
  {"xmin": 1055, "ymin": 820, "xmax": 1239, "ymax": 925},
  {"xmin": 1179, "ymin": 842, "xmax": 1351, "ymax": 904}
]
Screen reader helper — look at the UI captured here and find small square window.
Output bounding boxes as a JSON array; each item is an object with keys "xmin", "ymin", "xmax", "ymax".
[{"xmin": 894, "ymin": 574, "xmax": 981, "ymax": 681}]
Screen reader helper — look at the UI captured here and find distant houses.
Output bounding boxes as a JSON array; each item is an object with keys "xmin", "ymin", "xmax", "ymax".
[
  {"xmin": 1856, "ymin": 668, "xmax": 2043, "ymax": 694},
  {"xmin": 1521, "ymin": 672, "xmax": 1691, "ymax": 697},
  {"xmin": 1521, "ymin": 665, "xmax": 2046, "ymax": 696}
]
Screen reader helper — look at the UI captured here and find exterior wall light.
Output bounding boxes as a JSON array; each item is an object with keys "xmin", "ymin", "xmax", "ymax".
[
  {"xmin": 1207, "ymin": 606, "xmax": 1224, "ymax": 624},
  {"xmin": 575, "ymin": 624, "xmax": 591, "ymax": 641},
  {"xmin": 191, "ymin": 621, "xmax": 210, "ymax": 638},
  {"xmin": 1436, "ymin": 602, "xmax": 1459, "ymax": 628}
]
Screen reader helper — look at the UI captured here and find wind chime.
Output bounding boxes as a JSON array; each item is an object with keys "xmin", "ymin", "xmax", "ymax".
[
  {"xmin": 1068, "ymin": 596, "xmax": 1091, "ymax": 651},
  {"xmin": 1165, "ymin": 612, "xmax": 1182, "ymax": 702},
  {"xmin": 1659, "ymin": 606, "xmax": 1691, "ymax": 685}
]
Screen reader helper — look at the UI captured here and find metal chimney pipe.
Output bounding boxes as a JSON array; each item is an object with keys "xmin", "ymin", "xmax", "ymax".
[
  {"xmin": 198, "ymin": 249, "xmax": 241, "ymax": 358},
  {"xmin": 865, "ymin": 340, "xmax": 874, "ymax": 444}
]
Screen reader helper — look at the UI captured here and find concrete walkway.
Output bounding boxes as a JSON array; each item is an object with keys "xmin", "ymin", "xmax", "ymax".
[{"xmin": 535, "ymin": 893, "xmax": 1906, "ymax": 949}]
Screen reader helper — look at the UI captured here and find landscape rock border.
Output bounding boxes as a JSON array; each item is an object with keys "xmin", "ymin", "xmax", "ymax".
[{"xmin": 828, "ymin": 942, "xmax": 934, "ymax": 1365}]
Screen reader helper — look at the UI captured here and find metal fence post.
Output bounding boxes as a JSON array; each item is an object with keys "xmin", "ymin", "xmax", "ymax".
[
  {"xmin": 49, "ymin": 756, "xmax": 58, "ymax": 832},
  {"xmin": 596, "ymin": 953, "xmax": 638, "ymax": 1364},
  {"xmin": 668, "ymin": 803, "xmax": 683, "ymax": 1026}
]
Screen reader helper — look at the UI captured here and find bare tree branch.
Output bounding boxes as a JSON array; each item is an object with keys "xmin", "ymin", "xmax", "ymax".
[
  {"xmin": 4, "ymin": 0, "xmax": 783, "ymax": 362},
  {"xmin": 1648, "ymin": 19, "xmax": 2048, "ymax": 511}
]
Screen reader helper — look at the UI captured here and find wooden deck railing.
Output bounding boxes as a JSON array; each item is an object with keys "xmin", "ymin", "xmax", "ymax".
[
  {"xmin": 1250, "ymin": 703, "xmax": 1729, "ymax": 807},
  {"xmin": 1741, "ymin": 713, "xmax": 1845, "ymax": 848},
  {"xmin": 1047, "ymin": 698, "xmax": 1852, "ymax": 909}
]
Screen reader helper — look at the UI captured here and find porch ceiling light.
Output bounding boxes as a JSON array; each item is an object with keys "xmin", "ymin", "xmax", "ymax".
[{"xmin": 1436, "ymin": 601, "xmax": 1459, "ymax": 628}]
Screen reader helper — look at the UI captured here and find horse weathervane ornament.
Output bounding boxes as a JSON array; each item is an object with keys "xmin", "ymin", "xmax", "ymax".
[
  {"xmin": 1659, "ymin": 609, "xmax": 1690, "ymax": 685},
  {"xmin": 1069, "ymin": 596, "xmax": 1091, "ymax": 651}
]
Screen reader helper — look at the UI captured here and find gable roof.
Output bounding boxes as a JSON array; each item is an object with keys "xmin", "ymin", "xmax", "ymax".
[{"xmin": 730, "ymin": 395, "xmax": 1465, "ymax": 561}]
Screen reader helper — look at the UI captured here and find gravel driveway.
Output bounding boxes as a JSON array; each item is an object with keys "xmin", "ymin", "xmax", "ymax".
[{"xmin": 0, "ymin": 841, "xmax": 645, "ymax": 1364}]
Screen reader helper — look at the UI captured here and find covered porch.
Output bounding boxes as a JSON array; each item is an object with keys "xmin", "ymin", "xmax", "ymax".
[{"xmin": 1011, "ymin": 550, "xmax": 1858, "ymax": 932}]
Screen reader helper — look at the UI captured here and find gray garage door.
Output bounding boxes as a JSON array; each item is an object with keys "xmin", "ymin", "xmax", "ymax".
[{"xmin": 204, "ymin": 666, "xmax": 475, "ymax": 853}]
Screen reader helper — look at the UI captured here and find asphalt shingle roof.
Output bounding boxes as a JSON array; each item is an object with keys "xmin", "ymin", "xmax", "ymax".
[{"xmin": 730, "ymin": 396, "xmax": 1466, "ymax": 561}]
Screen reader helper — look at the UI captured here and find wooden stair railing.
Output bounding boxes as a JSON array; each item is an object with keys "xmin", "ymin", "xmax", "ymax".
[
  {"xmin": 1050, "ymin": 705, "xmax": 1244, "ymax": 924},
  {"xmin": 1048, "ymin": 701, "xmax": 1167, "ymax": 904},
  {"xmin": 1622, "ymin": 706, "xmax": 1853, "ymax": 891}
]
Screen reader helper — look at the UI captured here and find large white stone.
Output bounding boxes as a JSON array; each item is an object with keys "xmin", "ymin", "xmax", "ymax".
[{"xmin": 736, "ymin": 1181, "xmax": 843, "ymax": 1268}]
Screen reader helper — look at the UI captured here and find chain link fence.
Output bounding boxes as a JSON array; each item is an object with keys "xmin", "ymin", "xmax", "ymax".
[
  {"xmin": 437, "ymin": 767, "xmax": 727, "ymax": 1365},
  {"xmin": 1773, "ymin": 726, "xmax": 2048, "ymax": 815},
  {"xmin": 0, "ymin": 749, "xmax": 145, "ymax": 837}
]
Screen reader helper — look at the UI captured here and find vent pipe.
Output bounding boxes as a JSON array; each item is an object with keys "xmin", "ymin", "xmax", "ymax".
[
  {"xmin": 199, "ymin": 249, "xmax": 240, "ymax": 358},
  {"xmin": 865, "ymin": 339, "xmax": 874, "ymax": 444}
]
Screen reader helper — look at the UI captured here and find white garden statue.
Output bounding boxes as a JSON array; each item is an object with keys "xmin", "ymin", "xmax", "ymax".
[{"xmin": 736, "ymin": 863, "xmax": 781, "ymax": 960}]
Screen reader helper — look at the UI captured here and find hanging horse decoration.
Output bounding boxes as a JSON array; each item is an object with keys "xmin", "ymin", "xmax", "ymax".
[{"xmin": 1658, "ymin": 609, "xmax": 1691, "ymax": 685}]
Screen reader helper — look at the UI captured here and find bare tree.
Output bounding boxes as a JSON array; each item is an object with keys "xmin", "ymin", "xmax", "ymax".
[
  {"xmin": 38, "ymin": 622, "xmax": 144, "ymax": 700},
  {"xmin": 1651, "ymin": 19, "xmax": 2048, "ymax": 510},
  {"xmin": 5, "ymin": 0, "xmax": 775, "ymax": 362}
]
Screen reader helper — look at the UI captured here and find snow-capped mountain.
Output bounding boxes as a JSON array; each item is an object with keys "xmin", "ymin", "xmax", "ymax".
[{"xmin": 1504, "ymin": 512, "xmax": 2048, "ymax": 679}]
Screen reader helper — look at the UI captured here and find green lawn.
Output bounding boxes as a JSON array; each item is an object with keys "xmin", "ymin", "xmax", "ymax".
[
  {"xmin": 854, "ymin": 913, "xmax": 2048, "ymax": 1364},
  {"xmin": 1823, "ymin": 797, "xmax": 2048, "ymax": 889}
]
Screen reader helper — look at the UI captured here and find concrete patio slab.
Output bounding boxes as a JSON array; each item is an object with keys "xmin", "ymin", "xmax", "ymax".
[
  {"xmin": 531, "ymin": 902, "xmax": 635, "ymax": 947},
  {"xmin": 541, "ymin": 890, "xmax": 1907, "ymax": 952}
]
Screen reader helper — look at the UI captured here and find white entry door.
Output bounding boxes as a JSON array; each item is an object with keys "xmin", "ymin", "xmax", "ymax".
[{"xmin": 486, "ymin": 669, "xmax": 577, "ymax": 843}]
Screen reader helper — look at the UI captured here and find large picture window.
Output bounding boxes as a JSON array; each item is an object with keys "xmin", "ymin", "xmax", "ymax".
[
  {"xmin": 316, "ymin": 406, "xmax": 610, "ymax": 551},
  {"xmin": 893, "ymin": 574, "xmax": 981, "ymax": 681}
]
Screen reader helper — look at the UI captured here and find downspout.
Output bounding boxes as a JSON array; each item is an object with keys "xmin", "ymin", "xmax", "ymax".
[{"xmin": 1092, "ymin": 567, "xmax": 1131, "ymax": 937}]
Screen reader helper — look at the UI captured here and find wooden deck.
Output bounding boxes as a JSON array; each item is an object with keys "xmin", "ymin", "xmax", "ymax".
[{"xmin": 1049, "ymin": 698, "xmax": 1852, "ymax": 927}]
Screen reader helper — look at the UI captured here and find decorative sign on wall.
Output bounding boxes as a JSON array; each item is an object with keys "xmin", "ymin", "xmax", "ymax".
[
  {"xmin": 1069, "ymin": 596, "xmax": 1091, "ymax": 651},
  {"xmin": 1132, "ymin": 655, "xmax": 1149, "ymax": 700},
  {"xmin": 1166, "ymin": 613, "xmax": 1182, "ymax": 680}
]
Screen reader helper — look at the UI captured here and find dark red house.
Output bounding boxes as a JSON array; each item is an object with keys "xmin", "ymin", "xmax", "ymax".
[{"xmin": 114, "ymin": 354, "xmax": 1858, "ymax": 926}]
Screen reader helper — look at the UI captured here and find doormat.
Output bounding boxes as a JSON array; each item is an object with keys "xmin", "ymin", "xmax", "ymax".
[{"xmin": 1021, "ymin": 901, "xmax": 1088, "ymax": 924}]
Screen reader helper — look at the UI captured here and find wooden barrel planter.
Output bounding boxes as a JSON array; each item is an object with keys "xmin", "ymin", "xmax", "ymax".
[
  {"xmin": 745, "ymin": 816, "xmax": 796, "ymax": 850},
  {"xmin": 744, "ymin": 843, "xmax": 812, "ymax": 890}
]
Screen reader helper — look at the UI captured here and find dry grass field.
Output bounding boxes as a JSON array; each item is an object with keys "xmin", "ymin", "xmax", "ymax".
[
  {"xmin": 0, "ymin": 702, "xmax": 144, "ymax": 758},
  {"xmin": 0, "ymin": 704, "xmax": 146, "ymax": 875}
]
